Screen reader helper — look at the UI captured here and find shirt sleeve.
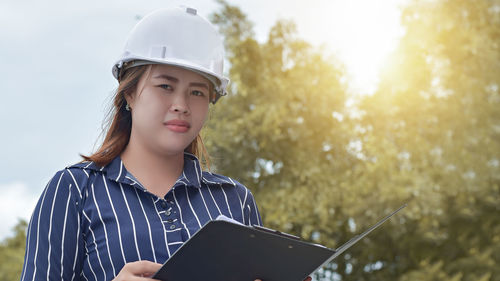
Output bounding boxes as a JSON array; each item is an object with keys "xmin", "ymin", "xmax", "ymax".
[
  {"xmin": 243, "ymin": 189, "xmax": 262, "ymax": 227},
  {"xmin": 20, "ymin": 169, "xmax": 84, "ymax": 281}
]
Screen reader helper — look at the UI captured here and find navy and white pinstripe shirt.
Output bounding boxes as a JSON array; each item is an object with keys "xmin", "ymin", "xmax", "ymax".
[{"xmin": 20, "ymin": 152, "xmax": 262, "ymax": 281}]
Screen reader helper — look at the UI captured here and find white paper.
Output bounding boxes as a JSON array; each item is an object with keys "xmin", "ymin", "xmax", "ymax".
[{"xmin": 215, "ymin": 214, "xmax": 245, "ymax": 226}]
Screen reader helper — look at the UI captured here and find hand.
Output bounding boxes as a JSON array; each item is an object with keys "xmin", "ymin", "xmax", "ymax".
[
  {"xmin": 255, "ymin": 277, "xmax": 312, "ymax": 281},
  {"xmin": 113, "ymin": 260, "xmax": 162, "ymax": 281}
]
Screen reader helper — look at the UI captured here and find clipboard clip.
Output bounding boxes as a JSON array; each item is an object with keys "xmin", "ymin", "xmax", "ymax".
[{"xmin": 253, "ymin": 225, "xmax": 302, "ymax": 241}]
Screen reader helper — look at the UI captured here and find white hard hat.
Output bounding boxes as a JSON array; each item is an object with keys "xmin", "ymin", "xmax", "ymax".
[{"xmin": 112, "ymin": 6, "xmax": 229, "ymax": 103}]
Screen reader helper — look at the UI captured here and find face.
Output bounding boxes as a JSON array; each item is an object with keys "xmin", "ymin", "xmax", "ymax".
[{"xmin": 126, "ymin": 64, "xmax": 211, "ymax": 156}]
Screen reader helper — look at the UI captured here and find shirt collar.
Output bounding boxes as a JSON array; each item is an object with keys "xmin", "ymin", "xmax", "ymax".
[
  {"xmin": 71, "ymin": 153, "xmax": 238, "ymax": 189},
  {"xmin": 98, "ymin": 152, "xmax": 204, "ymax": 189},
  {"xmin": 174, "ymin": 152, "xmax": 203, "ymax": 188}
]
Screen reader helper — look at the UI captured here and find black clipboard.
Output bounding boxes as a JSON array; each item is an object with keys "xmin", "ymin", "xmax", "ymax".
[{"xmin": 153, "ymin": 204, "xmax": 406, "ymax": 281}]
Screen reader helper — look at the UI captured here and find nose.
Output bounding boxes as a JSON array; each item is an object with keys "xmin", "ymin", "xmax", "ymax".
[
  {"xmin": 170, "ymin": 92, "xmax": 190, "ymax": 114},
  {"xmin": 172, "ymin": 104, "xmax": 188, "ymax": 114}
]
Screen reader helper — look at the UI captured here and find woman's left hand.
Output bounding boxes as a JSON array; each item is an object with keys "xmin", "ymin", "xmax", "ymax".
[{"xmin": 255, "ymin": 277, "xmax": 311, "ymax": 281}]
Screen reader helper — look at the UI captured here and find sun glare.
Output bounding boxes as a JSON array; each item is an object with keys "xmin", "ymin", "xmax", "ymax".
[
  {"xmin": 303, "ymin": 0, "xmax": 406, "ymax": 95},
  {"xmin": 334, "ymin": 0, "xmax": 406, "ymax": 95}
]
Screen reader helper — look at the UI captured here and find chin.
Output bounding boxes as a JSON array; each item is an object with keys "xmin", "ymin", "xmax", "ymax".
[
  {"xmin": 156, "ymin": 133, "xmax": 198, "ymax": 155},
  {"xmin": 158, "ymin": 143, "xmax": 192, "ymax": 156}
]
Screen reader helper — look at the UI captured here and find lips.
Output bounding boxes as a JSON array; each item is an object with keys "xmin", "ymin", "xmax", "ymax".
[{"xmin": 164, "ymin": 119, "xmax": 190, "ymax": 133}]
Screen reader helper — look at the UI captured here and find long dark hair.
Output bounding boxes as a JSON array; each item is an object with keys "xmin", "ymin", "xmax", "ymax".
[{"xmin": 81, "ymin": 64, "xmax": 211, "ymax": 169}]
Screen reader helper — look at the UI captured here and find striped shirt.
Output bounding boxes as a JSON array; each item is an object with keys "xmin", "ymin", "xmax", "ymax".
[{"xmin": 20, "ymin": 152, "xmax": 262, "ymax": 281}]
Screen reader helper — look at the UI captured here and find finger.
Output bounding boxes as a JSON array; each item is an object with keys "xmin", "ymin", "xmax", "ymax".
[
  {"xmin": 123, "ymin": 260, "xmax": 163, "ymax": 276},
  {"xmin": 125, "ymin": 276, "xmax": 160, "ymax": 281},
  {"xmin": 114, "ymin": 274, "xmax": 160, "ymax": 281},
  {"xmin": 304, "ymin": 277, "xmax": 312, "ymax": 281}
]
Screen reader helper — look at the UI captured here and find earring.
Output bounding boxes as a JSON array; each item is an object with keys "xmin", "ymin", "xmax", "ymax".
[{"xmin": 125, "ymin": 103, "xmax": 130, "ymax": 111}]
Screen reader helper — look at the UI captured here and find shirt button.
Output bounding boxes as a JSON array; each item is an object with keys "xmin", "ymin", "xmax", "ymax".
[
  {"xmin": 160, "ymin": 201, "xmax": 168, "ymax": 209},
  {"xmin": 170, "ymin": 225, "xmax": 176, "ymax": 230},
  {"xmin": 166, "ymin": 208, "xmax": 172, "ymax": 216}
]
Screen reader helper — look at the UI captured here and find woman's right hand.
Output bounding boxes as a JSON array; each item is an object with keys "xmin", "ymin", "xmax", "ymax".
[{"xmin": 113, "ymin": 260, "xmax": 162, "ymax": 281}]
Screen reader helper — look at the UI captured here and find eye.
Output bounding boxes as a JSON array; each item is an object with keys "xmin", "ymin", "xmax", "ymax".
[
  {"xmin": 158, "ymin": 84, "xmax": 173, "ymax": 91},
  {"xmin": 191, "ymin": 90, "xmax": 206, "ymax": 97}
]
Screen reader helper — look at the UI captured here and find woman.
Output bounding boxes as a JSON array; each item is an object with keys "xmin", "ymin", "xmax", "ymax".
[{"xmin": 20, "ymin": 7, "xmax": 263, "ymax": 280}]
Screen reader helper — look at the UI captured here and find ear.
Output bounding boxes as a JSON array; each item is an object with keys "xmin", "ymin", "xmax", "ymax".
[
  {"xmin": 124, "ymin": 91, "xmax": 135, "ymax": 109},
  {"xmin": 125, "ymin": 64, "xmax": 152, "ymax": 109}
]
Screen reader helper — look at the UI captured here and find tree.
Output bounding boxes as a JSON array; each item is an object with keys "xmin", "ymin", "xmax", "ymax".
[
  {"xmin": 207, "ymin": 0, "xmax": 500, "ymax": 280},
  {"xmin": 207, "ymin": 0, "xmax": 356, "ymax": 238},
  {"xmin": 354, "ymin": 0, "xmax": 500, "ymax": 279},
  {"xmin": 0, "ymin": 220, "xmax": 28, "ymax": 281}
]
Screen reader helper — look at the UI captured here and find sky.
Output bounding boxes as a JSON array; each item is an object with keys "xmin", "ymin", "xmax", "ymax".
[{"xmin": 0, "ymin": 0, "xmax": 405, "ymax": 239}]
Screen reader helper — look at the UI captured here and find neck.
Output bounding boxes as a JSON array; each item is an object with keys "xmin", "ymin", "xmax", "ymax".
[{"xmin": 120, "ymin": 138, "xmax": 185, "ymax": 198}]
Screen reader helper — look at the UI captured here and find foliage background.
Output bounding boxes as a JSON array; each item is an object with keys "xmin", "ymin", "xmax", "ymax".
[{"xmin": 3, "ymin": 0, "xmax": 499, "ymax": 280}]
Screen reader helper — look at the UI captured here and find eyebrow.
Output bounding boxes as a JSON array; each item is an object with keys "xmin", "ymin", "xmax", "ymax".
[{"xmin": 153, "ymin": 74, "xmax": 209, "ymax": 89}]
